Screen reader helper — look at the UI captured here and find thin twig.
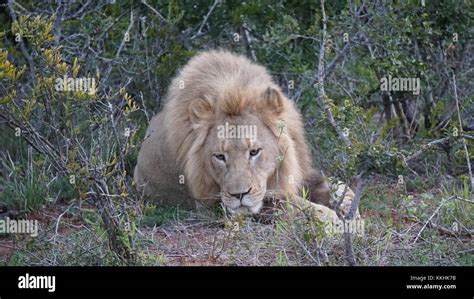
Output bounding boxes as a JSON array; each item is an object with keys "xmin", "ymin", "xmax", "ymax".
[
  {"xmin": 342, "ymin": 173, "xmax": 364, "ymax": 266},
  {"xmin": 48, "ymin": 203, "xmax": 75, "ymax": 243},
  {"xmin": 190, "ymin": 0, "xmax": 219, "ymax": 40},
  {"xmin": 243, "ymin": 25, "xmax": 257, "ymax": 61},
  {"xmin": 293, "ymin": 235, "xmax": 320, "ymax": 265},
  {"xmin": 141, "ymin": 0, "xmax": 167, "ymax": 23},
  {"xmin": 334, "ymin": 183, "xmax": 349, "ymax": 214},
  {"xmin": 413, "ymin": 196, "xmax": 452, "ymax": 244},
  {"xmin": 405, "ymin": 137, "xmax": 450, "ymax": 162},
  {"xmin": 344, "ymin": 173, "xmax": 364, "ymax": 221}
]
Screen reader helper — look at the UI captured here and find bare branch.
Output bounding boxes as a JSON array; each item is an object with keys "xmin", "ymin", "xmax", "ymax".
[
  {"xmin": 191, "ymin": 0, "xmax": 219, "ymax": 40},
  {"xmin": 341, "ymin": 173, "xmax": 364, "ymax": 266},
  {"xmin": 413, "ymin": 196, "xmax": 450, "ymax": 244},
  {"xmin": 243, "ymin": 25, "xmax": 257, "ymax": 61},
  {"xmin": 344, "ymin": 173, "xmax": 364, "ymax": 221},
  {"xmin": 405, "ymin": 137, "xmax": 450, "ymax": 162},
  {"xmin": 141, "ymin": 0, "xmax": 167, "ymax": 23},
  {"xmin": 316, "ymin": 0, "xmax": 353, "ymax": 148}
]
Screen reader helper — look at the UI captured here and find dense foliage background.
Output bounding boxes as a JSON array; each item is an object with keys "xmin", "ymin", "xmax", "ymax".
[{"xmin": 0, "ymin": 0, "xmax": 472, "ymax": 266}]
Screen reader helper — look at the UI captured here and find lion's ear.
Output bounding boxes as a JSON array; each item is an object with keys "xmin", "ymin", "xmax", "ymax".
[
  {"xmin": 189, "ymin": 98, "xmax": 214, "ymax": 127},
  {"xmin": 258, "ymin": 87, "xmax": 284, "ymax": 115}
]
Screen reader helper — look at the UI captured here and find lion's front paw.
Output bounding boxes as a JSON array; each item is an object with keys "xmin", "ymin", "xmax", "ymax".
[{"xmin": 329, "ymin": 181, "xmax": 360, "ymax": 219}]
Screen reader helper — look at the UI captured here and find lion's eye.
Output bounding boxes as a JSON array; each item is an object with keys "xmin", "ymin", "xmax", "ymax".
[
  {"xmin": 213, "ymin": 153, "xmax": 226, "ymax": 162},
  {"xmin": 249, "ymin": 148, "xmax": 261, "ymax": 157}
]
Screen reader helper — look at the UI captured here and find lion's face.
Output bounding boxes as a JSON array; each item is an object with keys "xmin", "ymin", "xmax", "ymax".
[{"xmin": 203, "ymin": 113, "xmax": 279, "ymax": 215}]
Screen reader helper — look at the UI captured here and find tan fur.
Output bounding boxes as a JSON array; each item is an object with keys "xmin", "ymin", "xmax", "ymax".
[{"xmin": 134, "ymin": 50, "xmax": 336, "ymax": 216}]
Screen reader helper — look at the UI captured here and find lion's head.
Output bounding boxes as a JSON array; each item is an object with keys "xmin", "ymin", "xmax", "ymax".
[
  {"xmin": 143, "ymin": 50, "xmax": 313, "ymax": 214},
  {"xmin": 195, "ymin": 91, "xmax": 285, "ymax": 214}
]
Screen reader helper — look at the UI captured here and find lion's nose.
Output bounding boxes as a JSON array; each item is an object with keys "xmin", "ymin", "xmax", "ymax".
[{"xmin": 229, "ymin": 188, "xmax": 252, "ymax": 200}]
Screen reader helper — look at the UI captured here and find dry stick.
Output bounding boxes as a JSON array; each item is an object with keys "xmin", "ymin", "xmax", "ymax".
[
  {"xmin": 334, "ymin": 183, "xmax": 349, "ymax": 217},
  {"xmin": 293, "ymin": 235, "xmax": 320, "ymax": 265},
  {"xmin": 405, "ymin": 137, "xmax": 450, "ymax": 162},
  {"xmin": 462, "ymin": 134, "xmax": 473, "ymax": 141},
  {"xmin": 316, "ymin": 0, "xmax": 352, "ymax": 148},
  {"xmin": 141, "ymin": 0, "xmax": 167, "ymax": 23},
  {"xmin": 345, "ymin": 174, "xmax": 364, "ymax": 221},
  {"xmin": 452, "ymin": 73, "xmax": 474, "ymax": 190},
  {"xmin": 191, "ymin": 0, "xmax": 220, "ymax": 40},
  {"xmin": 343, "ymin": 173, "xmax": 364, "ymax": 266},
  {"xmin": 427, "ymin": 222, "xmax": 471, "ymax": 238},
  {"xmin": 413, "ymin": 196, "xmax": 451, "ymax": 244},
  {"xmin": 48, "ymin": 203, "xmax": 75, "ymax": 244},
  {"xmin": 453, "ymin": 195, "xmax": 474, "ymax": 205},
  {"xmin": 243, "ymin": 24, "xmax": 257, "ymax": 62}
]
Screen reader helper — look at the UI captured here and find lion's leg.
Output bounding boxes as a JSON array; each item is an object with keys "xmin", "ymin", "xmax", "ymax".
[
  {"xmin": 330, "ymin": 181, "xmax": 360, "ymax": 219},
  {"xmin": 304, "ymin": 171, "xmax": 360, "ymax": 219},
  {"xmin": 290, "ymin": 195, "xmax": 342, "ymax": 228},
  {"xmin": 258, "ymin": 193, "xmax": 343, "ymax": 235}
]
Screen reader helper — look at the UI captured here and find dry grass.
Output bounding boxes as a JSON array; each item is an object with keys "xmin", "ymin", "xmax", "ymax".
[{"xmin": 1, "ymin": 175, "xmax": 472, "ymax": 266}]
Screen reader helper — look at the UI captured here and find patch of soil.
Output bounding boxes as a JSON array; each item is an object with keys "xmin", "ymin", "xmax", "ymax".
[
  {"xmin": 0, "ymin": 201, "xmax": 86, "ymax": 263},
  {"xmin": 145, "ymin": 224, "xmax": 229, "ymax": 266},
  {"xmin": 0, "ymin": 238, "xmax": 16, "ymax": 262}
]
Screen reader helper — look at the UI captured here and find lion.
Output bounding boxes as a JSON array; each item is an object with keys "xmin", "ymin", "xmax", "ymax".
[{"xmin": 134, "ymin": 50, "xmax": 357, "ymax": 228}]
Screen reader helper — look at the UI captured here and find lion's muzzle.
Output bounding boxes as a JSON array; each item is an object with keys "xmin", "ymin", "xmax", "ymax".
[{"xmin": 222, "ymin": 187, "xmax": 265, "ymax": 215}]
